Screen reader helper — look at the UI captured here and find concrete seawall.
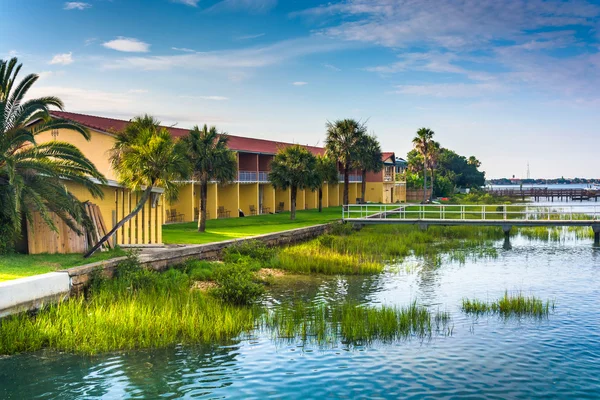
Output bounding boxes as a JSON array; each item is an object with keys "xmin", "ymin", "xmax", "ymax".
[{"xmin": 0, "ymin": 223, "xmax": 330, "ymax": 317}]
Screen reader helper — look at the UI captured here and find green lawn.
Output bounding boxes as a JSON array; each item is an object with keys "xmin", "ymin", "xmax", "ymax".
[
  {"xmin": 162, "ymin": 206, "xmax": 343, "ymax": 245},
  {"xmin": 0, "ymin": 248, "xmax": 127, "ymax": 282}
]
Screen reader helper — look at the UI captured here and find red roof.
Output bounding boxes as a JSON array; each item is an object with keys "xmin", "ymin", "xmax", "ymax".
[
  {"xmin": 382, "ymin": 152, "xmax": 395, "ymax": 163},
  {"xmin": 50, "ymin": 111, "xmax": 325, "ymax": 156}
]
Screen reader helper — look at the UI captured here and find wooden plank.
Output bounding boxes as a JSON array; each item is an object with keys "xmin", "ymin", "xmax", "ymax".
[{"xmin": 94, "ymin": 204, "xmax": 112, "ymax": 249}]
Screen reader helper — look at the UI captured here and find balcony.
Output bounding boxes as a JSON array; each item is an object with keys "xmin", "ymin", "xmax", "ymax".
[
  {"xmin": 238, "ymin": 171, "xmax": 257, "ymax": 182},
  {"xmin": 384, "ymin": 174, "xmax": 394, "ymax": 182},
  {"xmin": 258, "ymin": 171, "xmax": 269, "ymax": 183},
  {"xmin": 338, "ymin": 174, "xmax": 363, "ymax": 183}
]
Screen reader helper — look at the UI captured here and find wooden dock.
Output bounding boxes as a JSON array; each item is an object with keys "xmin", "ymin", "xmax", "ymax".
[{"xmin": 484, "ymin": 188, "xmax": 599, "ymax": 202}]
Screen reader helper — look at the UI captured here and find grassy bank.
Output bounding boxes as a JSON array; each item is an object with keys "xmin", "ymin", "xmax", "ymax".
[
  {"xmin": 0, "ymin": 248, "xmax": 127, "ymax": 282},
  {"xmin": 162, "ymin": 206, "xmax": 343, "ymax": 245}
]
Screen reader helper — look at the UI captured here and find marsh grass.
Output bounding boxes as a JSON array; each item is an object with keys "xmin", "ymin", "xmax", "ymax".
[
  {"xmin": 518, "ymin": 226, "xmax": 593, "ymax": 241},
  {"xmin": 262, "ymin": 301, "xmax": 452, "ymax": 345},
  {"xmin": 462, "ymin": 291, "xmax": 554, "ymax": 317},
  {"xmin": 273, "ymin": 242, "xmax": 383, "ymax": 275}
]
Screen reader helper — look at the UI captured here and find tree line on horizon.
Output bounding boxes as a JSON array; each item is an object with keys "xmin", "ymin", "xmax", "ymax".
[{"xmin": 407, "ymin": 128, "xmax": 485, "ymax": 199}]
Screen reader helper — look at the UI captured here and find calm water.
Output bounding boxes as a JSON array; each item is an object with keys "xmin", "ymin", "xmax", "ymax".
[{"xmin": 2, "ymin": 234, "xmax": 600, "ymax": 398}]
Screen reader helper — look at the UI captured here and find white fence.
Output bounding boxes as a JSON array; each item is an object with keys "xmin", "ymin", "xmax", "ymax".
[{"xmin": 342, "ymin": 204, "xmax": 600, "ymax": 222}]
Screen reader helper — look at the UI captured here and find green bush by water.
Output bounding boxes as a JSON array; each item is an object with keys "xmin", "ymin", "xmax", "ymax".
[
  {"xmin": 212, "ymin": 262, "xmax": 265, "ymax": 305},
  {"xmin": 462, "ymin": 291, "xmax": 554, "ymax": 317}
]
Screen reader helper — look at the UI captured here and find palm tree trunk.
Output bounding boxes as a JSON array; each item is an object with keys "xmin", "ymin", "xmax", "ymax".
[
  {"xmin": 198, "ymin": 179, "xmax": 208, "ymax": 232},
  {"xmin": 84, "ymin": 185, "xmax": 153, "ymax": 258},
  {"xmin": 290, "ymin": 185, "xmax": 297, "ymax": 220},
  {"xmin": 343, "ymin": 163, "xmax": 350, "ymax": 205},
  {"xmin": 318, "ymin": 187, "xmax": 323, "ymax": 212},
  {"xmin": 430, "ymin": 168, "xmax": 435, "ymax": 201},
  {"xmin": 423, "ymin": 156, "xmax": 427, "ymax": 203},
  {"xmin": 361, "ymin": 169, "xmax": 367, "ymax": 203}
]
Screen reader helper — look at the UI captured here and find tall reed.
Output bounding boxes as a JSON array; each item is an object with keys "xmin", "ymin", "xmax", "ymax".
[{"xmin": 462, "ymin": 291, "xmax": 554, "ymax": 317}]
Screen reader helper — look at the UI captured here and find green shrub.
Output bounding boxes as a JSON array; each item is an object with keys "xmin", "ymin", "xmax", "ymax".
[
  {"xmin": 212, "ymin": 263, "xmax": 264, "ymax": 305},
  {"xmin": 317, "ymin": 234, "xmax": 335, "ymax": 248},
  {"xmin": 0, "ymin": 219, "xmax": 15, "ymax": 255},
  {"xmin": 223, "ymin": 240, "xmax": 275, "ymax": 263},
  {"xmin": 185, "ymin": 260, "xmax": 216, "ymax": 281},
  {"xmin": 328, "ymin": 221, "xmax": 354, "ymax": 236}
]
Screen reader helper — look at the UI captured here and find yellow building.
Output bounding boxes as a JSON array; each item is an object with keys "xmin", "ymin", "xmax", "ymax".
[{"xmin": 43, "ymin": 112, "xmax": 406, "ymax": 247}]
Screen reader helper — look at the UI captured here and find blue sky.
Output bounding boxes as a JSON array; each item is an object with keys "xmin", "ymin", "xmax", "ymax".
[{"xmin": 2, "ymin": 0, "xmax": 600, "ymax": 178}]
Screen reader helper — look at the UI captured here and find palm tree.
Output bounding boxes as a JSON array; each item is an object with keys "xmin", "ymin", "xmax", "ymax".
[
  {"xmin": 325, "ymin": 119, "xmax": 367, "ymax": 205},
  {"xmin": 427, "ymin": 140, "xmax": 441, "ymax": 200},
  {"xmin": 269, "ymin": 145, "xmax": 319, "ymax": 220},
  {"xmin": 412, "ymin": 128, "xmax": 435, "ymax": 203},
  {"xmin": 315, "ymin": 154, "xmax": 338, "ymax": 212},
  {"xmin": 179, "ymin": 125, "xmax": 237, "ymax": 232},
  {"xmin": 0, "ymin": 57, "xmax": 106, "ymax": 252},
  {"xmin": 84, "ymin": 115, "xmax": 189, "ymax": 257},
  {"xmin": 355, "ymin": 134, "xmax": 383, "ymax": 203},
  {"xmin": 468, "ymin": 156, "xmax": 481, "ymax": 168}
]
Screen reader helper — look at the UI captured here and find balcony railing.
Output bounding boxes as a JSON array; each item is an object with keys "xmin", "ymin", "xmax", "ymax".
[
  {"xmin": 339, "ymin": 174, "xmax": 363, "ymax": 183},
  {"xmin": 259, "ymin": 171, "xmax": 269, "ymax": 182},
  {"xmin": 384, "ymin": 174, "xmax": 394, "ymax": 182},
  {"xmin": 238, "ymin": 171, "xmax": 257, "ymax": 182}
]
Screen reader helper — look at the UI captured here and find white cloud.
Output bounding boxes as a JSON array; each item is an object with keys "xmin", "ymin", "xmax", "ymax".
[
  {"xmin": 49, "ymin": 52, "xmax": 74, "ymax": 65},
  {"xmin": 84, "ymin": 38, "xmax": 97, "ymax": 46},
  {"xmin": 180, "ymin": 95, "xmax": 229, "ymax": 101},
  {"xmin": 206, "ymin": 0, "xmax": 277, "ymax": 14},
  {"xmin": 172, "ymin": 0, "xmax": 200, "ymax": 6},
  {"xmin": 104, "ymin": 37, "xmax": 347, "ymax": 71},
  {"xmin": 127, "ymin": 89, "xmax": 149, "ymax": 94},
  {"xmin": 292, "ymin": 81, "xmax": 308, "ymax": 86},
  {"xmin": 394, "ymin": 83, "xmax": 503, "ymax": 98},
  {"xmin": 237, "ymin": 33, "xmax": 266, "ymax": 40},
  {"xmin": 103, "ymin": 37, "xmax": 150, "ymax": 53},
  {"xmin": 324, "ymin": 63, "xmax": 341, "ymax": 71},
  {"xmin": 297, "ymin": 0, "xmax": 600, "ymax": 50},
  {"xmin": 64, "ymin": 2, "xmax": 91, "ymax": 10},
  {"xmin": 172, "ymin": 47, "xmax": 196, "ymax": 53}
]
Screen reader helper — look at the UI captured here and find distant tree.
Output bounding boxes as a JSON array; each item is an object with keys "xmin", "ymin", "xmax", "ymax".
[
  {"xmin": 269, "ymin": 145, "xmax": 319, "ymax": 220},
  {"xmin": 0, "ymin": 57, "xmax": 106, "ymax": 253},
  {"xmin": 355, "ymin": 134, "xmax": 383, "ymax": 203},
  {"xmin": 412, "ymin": 128, "xmax": 435, "ymax": 203},
  {"xmin": 179, "ymin": 125, "xmax": 237, "ymax": 232},
  {"xmin": 325, "ymin": 119, "xmax": 367, "ymax": 205},
  {"xmin": 467, "ymin": 156, "xmax": 481, "ymax": 168},
  {"xmin": 315, "ymin": 154, "xmax": 338, "ymax": 212},
  {"xmin": 84, "ymin": 115, "xmax": 189, "ymax": 257}
]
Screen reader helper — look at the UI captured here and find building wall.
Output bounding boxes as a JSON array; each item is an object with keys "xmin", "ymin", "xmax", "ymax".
[
  {"xmin": 37, "ymin": 128, "xmax": 118, "ymax": 181},
  {"xmin": 275, "ymin": 188, "xmax": 290, "ymax": 212},
  {"xmin": 218, "ymin": 183, "xmax": 239, "ymax": 217},
  {"xmin": 364, "ymin": 182, "xmax": 384, "ymax": 203},
  {"xmin": 239, "ymin": 183, "xmax": 259, "ymax": 215},
  {"xmin": 305, "ymin": 189, "xmax": 318, "ymax": 209},
  {"xmin": 260, "ymin": 184, "xmax": 276, "ymax": 214},
  {"xmin": 328, "ymin": 184, "xmax": 339, "ymax": 207}
]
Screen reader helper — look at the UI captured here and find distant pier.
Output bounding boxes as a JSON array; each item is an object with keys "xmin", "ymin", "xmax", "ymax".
[{"xmin": 484, "ymin": 188, "xmax": 599, "ymax": 202}]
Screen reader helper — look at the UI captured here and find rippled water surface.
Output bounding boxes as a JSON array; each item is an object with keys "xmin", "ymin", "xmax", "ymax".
[{"xmin": 2, "ymin": 234, "xmax": 600, "ymax": 399}]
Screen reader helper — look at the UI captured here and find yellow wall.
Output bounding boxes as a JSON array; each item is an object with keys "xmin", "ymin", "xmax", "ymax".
[
  {"xmin": 365, "ymin": 182, "xmax": 384, "ymax": 203},
  {"xmin": 306, "ymin": 189, "xmax": 318, "ymax": 209},
  {"xmin": 328, "ymin": 183, "xmax": 339, "ymax": 207},
  {"xmin": 166, "ymin": 183, "xmax": 194, "ymax": 222},
  {"xmin": 239, "ymin": 183, "xmax": 259, "ymax": 215},
  {"xmin": 392, "ymin": 183, "xmax": 407, "ymax": 203},
  {"xmin": 275, "ymin": 188, "xmax": 290, "ymax": 212},
  {"xmin": 206, "ymin": 183, "xmax": 218, "ymax": 220},
  {"xmin": 218, "ymin": 183, "xmax": 239, "ymax": 217},
  {"xmin": 296, "ymin": 189, "xmax": 306, "ymax": 210},
  {"xmin": 37, "ymin": 128, "xmax": 117, "ymax": 181},
  {"xmin": 260, "ymin": 184, "xmax": 275, "ymax": 214}
]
